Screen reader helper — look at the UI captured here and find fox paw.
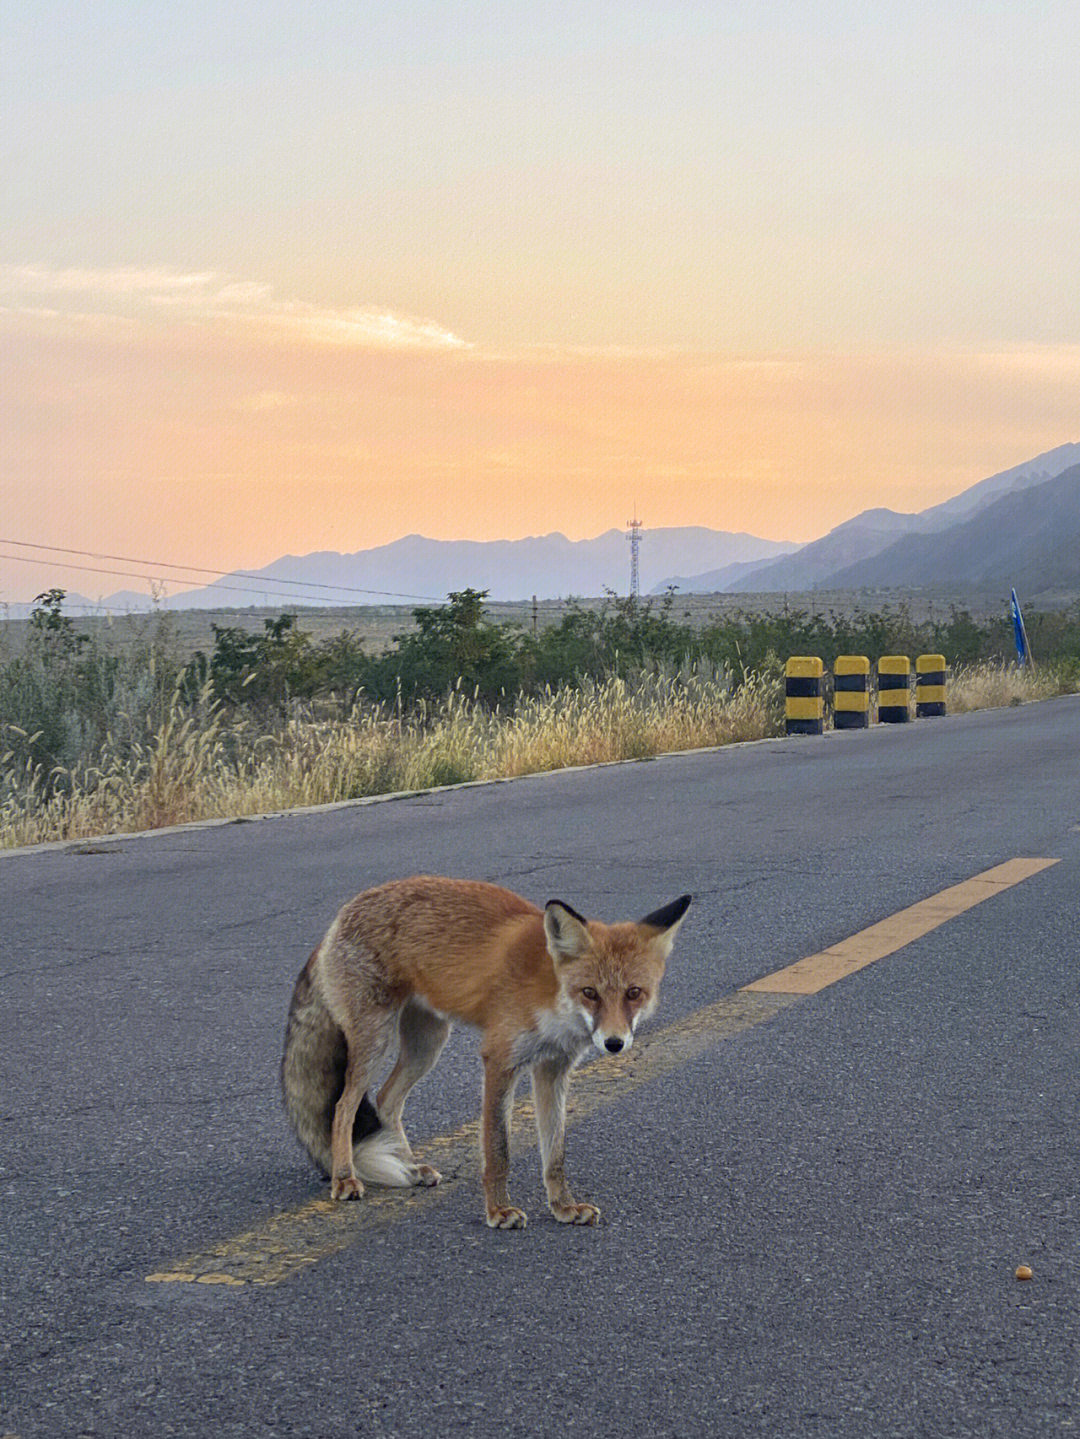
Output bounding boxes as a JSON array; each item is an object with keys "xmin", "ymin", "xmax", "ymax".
[
  {"xmin": 486, "ymin": 1205, "xmax": 528, "ymax": 1230},
  {"xmin": 414, "ymin": 1164, "xmax": 442, "ymax": 1187},
  {"xmin": 330, "ymin": 1175, "xmax": 364, "ymax": 1201},
  {"xmin": 551, "ymin": 1201, "xmax": 601, "ymax": 1226}
]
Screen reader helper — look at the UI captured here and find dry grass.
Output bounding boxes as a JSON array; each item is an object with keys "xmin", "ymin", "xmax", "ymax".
[
  {"xmin": 0, "ymin": 666, "xmax": 783, "ymax": 848},
  {"xmin": 944, "ymin": 661, "xmax": 1071, "ymax": 713},
  {"xmin": 2, "ymin": 660, "xmax": 1073, "ymax": 850}
]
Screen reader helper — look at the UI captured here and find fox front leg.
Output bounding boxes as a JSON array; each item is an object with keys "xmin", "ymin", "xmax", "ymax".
[
  {"xmin": 531, "ymin": 1057, "xmax": 600, "ymax": 1225},
  {"xmin": 480, "ymin": 1054, "xmax": 526, "ymax": 1229}
]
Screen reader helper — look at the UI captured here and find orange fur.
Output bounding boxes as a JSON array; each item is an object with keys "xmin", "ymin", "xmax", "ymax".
[{"xmin": 282, "ymin": 876, "xmax": 690, "ymax": 1228}]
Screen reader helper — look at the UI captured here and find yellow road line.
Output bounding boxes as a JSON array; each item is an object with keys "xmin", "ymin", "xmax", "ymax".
[
  {"xmin": 742, "ymin": 857, "xmax": 1059, "ymax": 995},
  {"xmin": 146, "ymin": 855, "xmax": 1059, "ymax": 1288},
  {"xmin": 145, "ymin": 990, "xmax": 796, "ymax": 1287}
]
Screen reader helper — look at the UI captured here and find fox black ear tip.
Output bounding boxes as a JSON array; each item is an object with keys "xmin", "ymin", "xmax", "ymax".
[
  {"xmin": 640, "ymin": 893, "xmax": 693, "ymax": 929},
  {"xmin": 545, "ymin": 899, "xmax": 588, "ymax": 924}
]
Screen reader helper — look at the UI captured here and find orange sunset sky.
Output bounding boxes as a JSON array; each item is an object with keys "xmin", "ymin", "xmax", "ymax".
[{"xmin": 3, "ymin": 2, "xmax": 1079, "ymax": 603}]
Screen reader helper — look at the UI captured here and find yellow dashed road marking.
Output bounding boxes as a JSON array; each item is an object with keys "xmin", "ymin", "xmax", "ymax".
[
  {"xmin": 742, "ymin": 858, "xmax": 1059, "ymax": 995},
  {"xmin": 147, "ymin": 856, "xmax": 1059, "ymax": 1288},
  {"xmin": 147, "ymin": 988, "xmax": 794, "ymax": 1287}
]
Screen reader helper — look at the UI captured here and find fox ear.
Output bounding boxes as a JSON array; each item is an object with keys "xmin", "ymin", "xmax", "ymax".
[
  {"xmin": 544, "ymin": 900, "xmax": 591, "ymax": 962},
  {"xmin": 640, "ymin": 894, "xmax": 691, "ymax": 958}
]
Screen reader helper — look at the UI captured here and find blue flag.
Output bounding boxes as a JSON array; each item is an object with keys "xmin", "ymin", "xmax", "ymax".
[{"xmin": 1010, "ymin": 588, "xmax": 1030, "ymax": 665}]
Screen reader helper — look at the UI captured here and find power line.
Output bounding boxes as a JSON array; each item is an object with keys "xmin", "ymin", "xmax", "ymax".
[
  {"xmin": 0, "ymin": 538, "xmax": 444, "ymax": 604},
  {"xmin": 0, "ymin": 537, "xmax": 624, "ymax": 616},
  {"xmin": 0, "ymin": 547, "xmax": 581, "ymax": 616},
  {"xmin": 0, "ymin": 549, "xmax": 445, "ymax": 609}
]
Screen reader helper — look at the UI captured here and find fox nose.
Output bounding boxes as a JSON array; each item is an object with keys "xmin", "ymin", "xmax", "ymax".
[{"xmin": 604, "ymin": 1036, "xmax": 624, "ymax": 1054}]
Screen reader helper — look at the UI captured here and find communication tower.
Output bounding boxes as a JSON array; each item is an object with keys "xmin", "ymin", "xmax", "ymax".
[{"xmin": 626, "ymin": 514, "xmax": 643, "ymax": 599}]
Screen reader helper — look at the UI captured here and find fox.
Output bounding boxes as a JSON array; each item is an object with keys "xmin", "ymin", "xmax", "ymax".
[{"xmin": 282, "ymin": 876, "xmax": 690, "ymax": 1228}]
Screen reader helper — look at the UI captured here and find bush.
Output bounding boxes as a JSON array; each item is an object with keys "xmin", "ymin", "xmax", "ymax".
[
  {"xmin": 5, "ymin": 585, "xmax": 1080, "ymax": 844},
  {"xmin": 0, "ymin": 591, "xmax": 182, "ymax": 797}
]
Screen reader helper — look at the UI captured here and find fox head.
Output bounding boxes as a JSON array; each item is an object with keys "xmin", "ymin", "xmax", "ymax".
[{"xmin": 543, "ymin": 894, "xmax": 691, "ymax": 1056}]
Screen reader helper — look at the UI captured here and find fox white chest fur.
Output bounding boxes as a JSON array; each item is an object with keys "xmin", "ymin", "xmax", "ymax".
[{"xmin": 509, "ymin": 996, "xmax": 593, "ymax": 1069}]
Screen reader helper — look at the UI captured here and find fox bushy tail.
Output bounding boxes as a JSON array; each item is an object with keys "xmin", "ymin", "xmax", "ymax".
[{"xmin": 281, "ymin": 956, "xmax": 414, "ymax": 1187}]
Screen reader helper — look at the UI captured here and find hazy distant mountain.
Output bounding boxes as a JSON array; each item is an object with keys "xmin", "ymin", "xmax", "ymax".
[
  {"xmin": 658, "ymin": 443, "xmax": 1080, "ymax": 595},
  {"xmin": 8, "ymin": 527, "xmax": 795, "ymax": 616},
  {"xmin": 827, "ymin": 462, "xmax": 1080, "ymax": 593},
  {"xmin": 653, "ymin": 554, "xmax": 789, "ymax": 594},
  {"xmin": 917, "ymin": 442, "xmax": 1080, "ymax": 530},
  {"xmin": 655, "ymin": 508, "xmax": 919, "ymax": 594},
  {"xmin": 14, "ymin": 442, "xmax": 1078, "ymax": 617}
]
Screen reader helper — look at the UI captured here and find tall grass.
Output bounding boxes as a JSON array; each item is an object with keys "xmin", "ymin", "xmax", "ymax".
[
  {"xmin": 945, "ymin": 661, "xmax": 1069, "ymax": 713},
  {"xmin": 1, "ymin": 659, "xmax": 1073, "ymax": 850},
  {"xmin": 0, "ymin": 665, "xmax": 782, "ymax": 847}
]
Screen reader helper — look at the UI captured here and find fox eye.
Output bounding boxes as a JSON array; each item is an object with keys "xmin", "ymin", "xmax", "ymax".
[
  {"xmin": 581, "ymin": 987, "xmax": 600, "ymax": 1003},
  {"xmin": 626, "ymin": 985, "xmax": 643, "ymax": 1001}
]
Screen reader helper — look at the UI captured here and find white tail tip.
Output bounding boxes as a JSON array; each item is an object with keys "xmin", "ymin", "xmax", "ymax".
[{"xmin": 354, "ymin": 1131, "xmax": 416, "ymax": 1188}]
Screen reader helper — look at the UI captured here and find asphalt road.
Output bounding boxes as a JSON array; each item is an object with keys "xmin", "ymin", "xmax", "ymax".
[{"xmin": 2, "ymin": 695, "xmax": 1080, "ymax": 1437}]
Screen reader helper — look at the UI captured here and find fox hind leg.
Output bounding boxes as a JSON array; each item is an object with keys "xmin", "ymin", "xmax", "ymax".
[
  {"xmin": 329, "ymin": 1005, "xmax": 397, "ymax": 1201},
  {"xmin": 376, "ymin": 996, "xmax": 451, "ymax": 1187}
]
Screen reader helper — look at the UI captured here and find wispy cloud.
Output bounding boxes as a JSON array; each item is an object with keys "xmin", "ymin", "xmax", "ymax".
[
  {"xmin": 0, "ymin": 264, "xmax": 219, "ymax": 295},
  {"xmin": 215, "ymin": 298, "xmax": 472, "ymax": 351},
  {"xmin": 0, "ymin": 264, "xmax": 471, "ymax": 351}
]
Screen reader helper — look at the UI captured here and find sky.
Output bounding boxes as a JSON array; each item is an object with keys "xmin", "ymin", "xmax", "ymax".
[{"xmin": 3, "ymin": 0, "xmax": 1079, "ymax": 603}]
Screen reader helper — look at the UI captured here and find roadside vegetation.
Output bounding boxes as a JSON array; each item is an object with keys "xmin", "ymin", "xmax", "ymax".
[{"xmin": 2, "ymin": 587, "xmax": 1077, "ymax": 848}]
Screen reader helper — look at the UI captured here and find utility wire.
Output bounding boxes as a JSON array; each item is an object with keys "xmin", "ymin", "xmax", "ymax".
[
  {"xmin": 0, "ymin": 542, "xmax": 590, "ymax": 614},
  {"xmin": 0, "ymin": 538, "xmax": 445, "ymax": 604},
  {"xmin": 0, "ymin": 549, "xmax": 445, "ymax": 608},
  {"xmin": 0, "ymin": 536, "xmax": 588, "ymax": 610}
]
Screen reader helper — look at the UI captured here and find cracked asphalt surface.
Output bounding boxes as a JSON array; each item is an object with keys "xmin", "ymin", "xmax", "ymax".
[{"xmin": 2, "ymin": 695, "xmax": 1080, "ymax": 1436}]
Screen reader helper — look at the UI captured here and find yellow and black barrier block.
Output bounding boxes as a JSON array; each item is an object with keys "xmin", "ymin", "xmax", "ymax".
[
  {"xmin": 877, "ymin": 655, "xmax": 911, "ymax": 723},
  {"xmin": 916, "ymin": 654, "xmax": 947, "ymax": 717},
  {"xmin": 833, "ymin": 655, "xmax": 870, "ymax": 729},
  {"xmin": 785, "ymin": 656, "xmax": 824, "ymax": 735}
]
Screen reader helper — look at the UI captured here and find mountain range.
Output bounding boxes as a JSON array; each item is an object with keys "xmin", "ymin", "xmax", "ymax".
[
  {"xmin": 28, "ymin": 528, "xmax": 797, "ymax": 614},
  {"xmin": 654, "ymin": 443, "xmax": 1080, "ymax": 597},
  {"xmin": 11, "ymin": 442, "xmax": 1079, "ymax": 616}
]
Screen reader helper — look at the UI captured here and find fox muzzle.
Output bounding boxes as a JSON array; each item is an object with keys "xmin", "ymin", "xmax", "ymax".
[{"xmin": 592, "ymin": 1029, "xmax": 631, "ymax": 1056}]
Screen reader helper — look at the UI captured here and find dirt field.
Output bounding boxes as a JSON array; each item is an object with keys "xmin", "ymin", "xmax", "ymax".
[{"xmin": 0, "ymin": 587, "xmax": 1051, "ymax": 659}]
